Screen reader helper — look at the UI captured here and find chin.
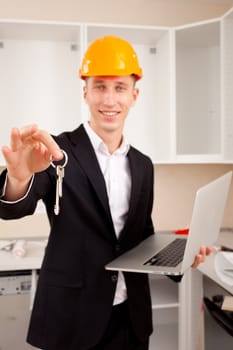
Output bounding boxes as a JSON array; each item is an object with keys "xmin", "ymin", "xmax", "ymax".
[
  {"xmin": 101, "ymin": 119, "xmax": 120, "ymax": 130},
  {"xmin": 103, "ymin": 125, "xmax": 119, "ymax": 133}
]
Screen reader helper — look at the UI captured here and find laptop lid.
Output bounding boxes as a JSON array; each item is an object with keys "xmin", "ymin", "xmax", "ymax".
[{"xmin": 106, "ymin": 171, "xmax": 232, "ymax": 275}]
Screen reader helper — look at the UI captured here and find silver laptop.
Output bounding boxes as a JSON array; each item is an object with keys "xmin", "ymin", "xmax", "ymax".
[{"xmin": 106, "ymin": 171, "xmax": 232, "ymax": 276}]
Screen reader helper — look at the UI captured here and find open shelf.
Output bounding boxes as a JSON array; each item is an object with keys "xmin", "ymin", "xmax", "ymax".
[{"xmin": 149, "ymin": 275, "xmax": 179, "ymax": 309}]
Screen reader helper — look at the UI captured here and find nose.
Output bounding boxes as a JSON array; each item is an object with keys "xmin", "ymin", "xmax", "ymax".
[{"xmin": 103, "ymin": 89, "xmax": 116, "ymax": 106}]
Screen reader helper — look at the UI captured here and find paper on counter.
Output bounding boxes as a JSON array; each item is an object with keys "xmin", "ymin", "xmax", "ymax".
[
  {"xmin": 12, "ymin": 239, "xmax": 27, "ymax": 257},
  {"xmin": 215, "ymin": 251, "xmax": 233, "ymax": 286},
  {"xmin": 222, "ymin": 296, "xmax": 233, "ymax": 311}
]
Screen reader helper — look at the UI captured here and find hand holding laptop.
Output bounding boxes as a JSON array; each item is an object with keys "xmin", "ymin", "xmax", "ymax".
[{"xmin": 191, "ymin": 245, "xmax": 212, "ymax": 268}]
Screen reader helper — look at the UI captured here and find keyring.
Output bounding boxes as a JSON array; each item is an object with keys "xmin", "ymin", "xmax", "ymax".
[{"xmin": 50, "ymin": 149, "xmax": 68, "ymax": 168}]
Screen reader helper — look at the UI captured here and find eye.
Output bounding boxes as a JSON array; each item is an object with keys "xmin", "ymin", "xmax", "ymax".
[
  {"xmin": 94, "ymin": 84, "xmax": 105, "ymax": 91},
  {"xmin": 116, "ymin": 85, "xmax": 126, "ymax": 92}
]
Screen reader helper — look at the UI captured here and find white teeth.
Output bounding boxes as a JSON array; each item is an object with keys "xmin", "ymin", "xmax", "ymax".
[{"xmin": 101, "ymin": 111, "xmax": 118, "ymax": 116}]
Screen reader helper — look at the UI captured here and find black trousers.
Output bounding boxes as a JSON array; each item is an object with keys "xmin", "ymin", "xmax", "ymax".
[{"xmin": 89, "ymin": 301, "xmax": 149, "ymax": 350}]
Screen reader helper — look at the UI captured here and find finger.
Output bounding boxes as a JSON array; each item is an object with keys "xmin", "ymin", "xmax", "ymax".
[
  {"xmin": 10, "ymin": 128, "xmax": 22, "ymax": 151},
  {"xmin": 16, "ymin": 126, "xmax": 63, "ymax": 161},
  {"xmin": 34, "ymin": 142, "xmax": 53, "ymax": 163},
  {"xmin": 1, "ymin": 146, "xmax": 12, "ymax": 163},
  {"xmin": 199, "ymin": 245, "xmax": 212, "ymax": 257},
  {"xmin": 192, "ymin": 254, "xmax": 202, "ymax": 268},
  {"xmin": 19, "ymin": 124, "xmax": 39, "ymax": 139},
  {"xmin": 31, "ymin": 129, "xmax": 63, "ymax": 160},
  {"xmin": 10, "ymin": 125, "xmax": 39, "ymax": 151},
  {"xmin": 199, "ymin": 245, "xmax": 206, "ymax": 255},
  {"xmin": 2, "ymin": 146, "xmax": 21, "ymax": 170}
]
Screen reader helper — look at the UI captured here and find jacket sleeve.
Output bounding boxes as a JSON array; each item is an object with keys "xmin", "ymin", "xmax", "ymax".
[{"xmin": 0, "ymin": 169, "xmax": 53, "ymax": 220}]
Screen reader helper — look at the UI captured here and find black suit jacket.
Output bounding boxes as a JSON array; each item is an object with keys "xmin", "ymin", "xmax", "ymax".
[{"xmin": 0, "ymin": 125, "xmax": 155, "ymax": 349}]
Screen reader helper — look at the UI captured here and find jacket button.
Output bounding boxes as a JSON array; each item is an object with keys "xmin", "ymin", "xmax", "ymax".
[
  {"xmin": 115, "ymin": 244, "xmax": 121, "ymax": 253},
  {"xmin": 111, "ymin": 275, "xmax": 118, "ymax": 282}
]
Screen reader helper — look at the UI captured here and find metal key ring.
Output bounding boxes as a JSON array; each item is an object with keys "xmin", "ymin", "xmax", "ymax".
[{"xmin": 50, "ymin": 149, "xmax": 68, "ymax": 168}]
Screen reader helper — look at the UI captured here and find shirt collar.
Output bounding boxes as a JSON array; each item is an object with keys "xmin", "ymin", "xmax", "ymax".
[{"xmin": 83, "ymin": 121, "xmax": 130, "ymax": 156}]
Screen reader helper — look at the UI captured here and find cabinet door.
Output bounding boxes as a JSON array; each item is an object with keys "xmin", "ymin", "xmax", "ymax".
[
  {"xmin": 0, "ymin": 21, "xmax": 82, "ymax": 165},
  {"xmin": 222, "ymin": 9, "xmax": 233, "ymax": 162},
  {"xmin": 85, "ymin": 25, "xmax": 173, "ymax": 163},
  {"xmin": 175, "ymin": 21, "xmax": 221, "ymax": 162}
]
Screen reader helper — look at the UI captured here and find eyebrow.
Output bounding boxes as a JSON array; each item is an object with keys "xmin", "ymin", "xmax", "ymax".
[
  {"xmin": 93, "ymin": 79, "xmax": 126, "ymax": 84},
  {"xmin": 86, "ymin": 77, "xmax": 135, "ymax": 88}
]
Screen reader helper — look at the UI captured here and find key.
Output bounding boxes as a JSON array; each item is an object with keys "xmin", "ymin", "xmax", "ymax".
[
  {"xmin": 56, "ymin": 165, "xmax": 64, "ymax": 198},
  {"xmin": 54, "ymin": 165, "xmax": 65, "ymax": 215},
  {"xmin": 54, "ymin": 176, "xmax": 60, "ymax": 215},
  {"xmin": 50, "ymin": 150, "xmax": 68, "ymax": 216}
]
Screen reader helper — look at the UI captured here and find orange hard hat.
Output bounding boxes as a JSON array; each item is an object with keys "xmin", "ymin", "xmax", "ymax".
[{"xmin": 79, "ymin": 35, "xmax": 142, "ymax": 80}]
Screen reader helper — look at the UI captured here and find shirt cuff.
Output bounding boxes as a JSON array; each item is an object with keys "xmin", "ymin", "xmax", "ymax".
[{"xmin": 0, "ymin": 174, "xmax": 35, "ymax": 204}]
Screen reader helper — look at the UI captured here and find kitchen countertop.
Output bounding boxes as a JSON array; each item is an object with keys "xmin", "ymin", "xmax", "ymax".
[
  {"xmin": 0, "ymin": 240, "xmax": 47, "ymax": 271},
  {"xmin": 198, "ymin": 231, "xmax": 233, "ymax": 295},
  {"xmin": 0, "ymin": 231, "xmax": 232, "ymax": 296}
]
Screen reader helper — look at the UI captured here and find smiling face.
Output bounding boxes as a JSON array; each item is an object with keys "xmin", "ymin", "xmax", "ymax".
[{"xmin": 83, "ymin": 75, "xmax": 139, "ymax": 148}]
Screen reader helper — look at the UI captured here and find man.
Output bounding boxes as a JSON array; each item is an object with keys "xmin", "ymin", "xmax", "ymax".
[{"xmin": 0, "ymin": 36, "xmax": 210, "ymax": 350}]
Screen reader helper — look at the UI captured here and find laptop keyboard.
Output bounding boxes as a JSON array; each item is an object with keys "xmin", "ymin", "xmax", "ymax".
[{"xmin": 143, "ymin": 238, "xmax": 187, "ymax": 267}]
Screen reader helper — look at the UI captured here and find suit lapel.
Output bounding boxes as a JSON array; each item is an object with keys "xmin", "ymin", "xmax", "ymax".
[
  {"xmin": 119, "ymin": 148, "xmax": 144, "ymax": 240},
  {"xmin": 69, "ymin": 126, "xmax": 114, "ymax": 227}
]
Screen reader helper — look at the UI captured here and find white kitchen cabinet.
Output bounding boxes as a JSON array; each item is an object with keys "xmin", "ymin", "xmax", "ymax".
[
  {"xmin": 175, "ymin": 20, "xmax": 221, "ymax": 162},
  {"xmin": 174, "ymin": 7, "xmax": 233, "ymax": 163},
  {"xmin": 222, "ymin": 8, "xmax": 233, "ymax": 162},
  {"xmin": 1, "ymin": 9, "xmax": 233, "ymax": 165},
  {"xmin": 0, "ymin": 20, "xmax": 83, "ymax": 165}
]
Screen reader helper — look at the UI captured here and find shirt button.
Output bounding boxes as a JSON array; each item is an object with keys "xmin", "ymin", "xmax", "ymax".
[{"xmin": 111, "ymin": 275, "xmax": 118, "ymax": 282}]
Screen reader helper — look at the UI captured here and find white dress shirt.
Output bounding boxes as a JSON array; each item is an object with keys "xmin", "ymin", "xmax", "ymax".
[{"xmin": 84, "ymin": 122, "xmax": 131, "ymax": 305}]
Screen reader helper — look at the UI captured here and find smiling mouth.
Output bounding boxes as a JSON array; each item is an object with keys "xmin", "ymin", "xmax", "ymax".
[{"xmin": 99, "ymin": 110, "xmax": 120, "ymax": 117}]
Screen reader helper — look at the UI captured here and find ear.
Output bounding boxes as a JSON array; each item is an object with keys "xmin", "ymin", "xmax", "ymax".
[
  {"xmin": 132, "ymin": 87, "xmax": 139, "ymax": 106},
  {"xmin": 83, "ymin": 85, "xmax": 87, "ymax": 102}
]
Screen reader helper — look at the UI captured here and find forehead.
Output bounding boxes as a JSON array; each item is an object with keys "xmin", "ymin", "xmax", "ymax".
[{"xmin": 86, "ymin": 75, "xmax": 135, "ymax": 85}]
